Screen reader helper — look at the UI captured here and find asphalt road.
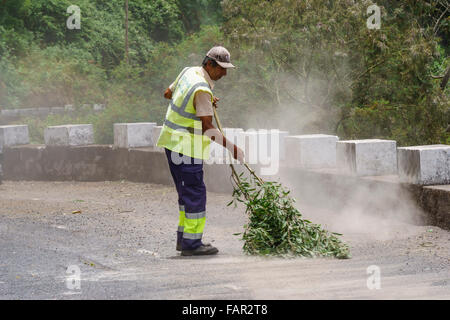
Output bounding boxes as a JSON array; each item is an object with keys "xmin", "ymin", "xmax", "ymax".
[{"xmin": 0, "ymin": 180, "xmax": 449, "ymax": 299}]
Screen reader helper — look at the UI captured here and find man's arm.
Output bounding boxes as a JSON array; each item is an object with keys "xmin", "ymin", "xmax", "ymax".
[{"xmin": 199, "ymin": 115, "xmax": 244, "ymax": 162}]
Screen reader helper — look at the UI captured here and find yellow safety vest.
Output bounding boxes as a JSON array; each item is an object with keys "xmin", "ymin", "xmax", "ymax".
[{"xmin": 156, "ymin": 67, "xmax": 213, "ymax": 160}]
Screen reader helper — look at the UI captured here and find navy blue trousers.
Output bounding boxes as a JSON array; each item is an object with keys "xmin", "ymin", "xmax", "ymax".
[{"xmin": 165, "ymin": 148, "xmax": 206, "ymax": 250}]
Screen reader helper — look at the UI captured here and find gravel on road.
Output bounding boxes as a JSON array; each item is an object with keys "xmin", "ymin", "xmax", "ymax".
[{"xmin": 0, "ymin": 180, "xmax": 449, "ymax": 299}]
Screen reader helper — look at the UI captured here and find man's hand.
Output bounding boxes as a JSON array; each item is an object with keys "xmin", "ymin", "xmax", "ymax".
[
  {"xmin": 213, "ymin": 96, "xmax": 220, "ymax": 108},
  {"xmin": 164, "ymin": 88, "xmax": 172, "ymax": 100}
]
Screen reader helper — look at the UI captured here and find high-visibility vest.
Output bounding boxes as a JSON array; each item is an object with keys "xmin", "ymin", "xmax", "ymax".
[{"xmin": 156, "ymin": 67, "xmax": 213, "ymax": 160}]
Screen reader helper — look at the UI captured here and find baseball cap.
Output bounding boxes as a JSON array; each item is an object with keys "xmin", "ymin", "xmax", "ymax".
[{"xmin": 206, "ymin": 46, "xmax": 235, "ymax": 69}]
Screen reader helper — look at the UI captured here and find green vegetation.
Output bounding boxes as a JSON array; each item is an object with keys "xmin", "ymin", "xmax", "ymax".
[
  {"xmin": 0, "ymin": 0, "xmax": 448, "ymax": 145},
  {"xmin": 229, "ymin": 173, "xmax": 350, "ymax": 258}
]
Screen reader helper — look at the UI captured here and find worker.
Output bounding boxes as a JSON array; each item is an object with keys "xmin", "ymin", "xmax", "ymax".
[{"xmin": 157, "ymin": 46, "xmax": 245, "ymax": 256}]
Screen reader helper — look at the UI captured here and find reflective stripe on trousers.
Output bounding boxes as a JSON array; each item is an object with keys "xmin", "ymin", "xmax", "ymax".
[
  {"xmin": 165, "ymin": 148, "xmax": 206, "ymax": 250},
  {"xmin": 178, "ymin": 205, "xmax": 185, "ymax": 232}
]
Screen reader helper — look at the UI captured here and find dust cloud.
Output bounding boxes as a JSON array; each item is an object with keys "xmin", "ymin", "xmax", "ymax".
[
  {"xmin": 224, "ymin": 67, "xmax": 425, "ymax": 242},
  {"xmin": 230, "ymin": 65, "xmax": 348, "ymax": 136},
  {"xmin": 270, "ymin": 167, "xmax": 426, "ymax": 242}
]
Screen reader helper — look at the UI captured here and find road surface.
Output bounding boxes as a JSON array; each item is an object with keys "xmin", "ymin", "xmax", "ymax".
[{"xmin": 0, "ymin": 181, "xmax": 449, "ymax": 299}]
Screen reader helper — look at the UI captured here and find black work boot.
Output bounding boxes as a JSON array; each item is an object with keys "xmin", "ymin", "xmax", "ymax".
[
  {"xmin": 177, "ymin": 241, "xmax": 211, "ymax": 252},
  {"xmin": 181, "ymin": 244, "xmax": 218, "ymax": 256}
]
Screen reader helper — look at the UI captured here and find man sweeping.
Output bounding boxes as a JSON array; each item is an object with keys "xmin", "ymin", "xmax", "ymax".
[{"xmin": 157, "ymin": 46, "xmax": 245, "ymax": 256}]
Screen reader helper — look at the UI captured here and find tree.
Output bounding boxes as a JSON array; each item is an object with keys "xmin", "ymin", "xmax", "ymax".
[{"xmin": 221, "ymin": 0, "xmax": 449, "ymax": 145}]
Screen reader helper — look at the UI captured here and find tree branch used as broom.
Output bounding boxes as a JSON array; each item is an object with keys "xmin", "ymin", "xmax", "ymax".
[
  {"xmin": 212, "ymin": 106, "xmax": 265, "ymax": 238},
  {"xmin": 212, "ymin": 106, "xmax": 264, "ymax": 191}
]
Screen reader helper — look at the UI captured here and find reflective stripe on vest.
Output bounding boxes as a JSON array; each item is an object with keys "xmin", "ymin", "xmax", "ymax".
[
  {"xmin": 170, "ymin": 81, "xmax": 210, "ymax": 121},
  {"xmin": 163, "ymin": 119, "xmax": 202, "ymax": 135},
  {"xmin": 156, "ymin": 67, "xmax": 213, "ymax": 159}
]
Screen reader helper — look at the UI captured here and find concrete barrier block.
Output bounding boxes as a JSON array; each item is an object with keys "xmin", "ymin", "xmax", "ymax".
[
  {"xmin": 18, "ymin": 108, "xmax": 39, "ymax": 116},
  {"xmin": 1, "ymin": 109, "xmax": 20, "ymax": 117},
  {"xmin": 0, "ymin": 125, "xmax": 30, "ymax": 147},
  {"xmin": 37, "ymin": 107, "xmax": 50, "ymax": 116},
  {"xmin": 64, "ymin": 104, "xmax": 75, "ymax": 111},
  {"xmin": 398, "ymin": 144, "xmax": 450, "ymax": 185},
  {"xmin": 50, "ymin": 107, "xmax": 65, "ymax": 114},
  {"xmin": 114, "ymin": 122, "xmax": 156, "ymax": 148},
  {"xmin": 44, "ymin": 124, "xmax": 94, "ymax": 146},
  {"xmin": 337, "ymin": 139, "xmax": 397, "ymax": 176},
  {"xmin": 18, "ymin": 108, "xmax": 30, "ymax": 116},
  {"xmin": 285, "ymin": 134, "xmax": 338, "ymax": 169},
  {"xmin": 93, "ymin": 104, "xmax": 105, "ymax": 111},
  {"xmin": 271, "ymin": 129, "xmax": 289, "ymax": 161}
]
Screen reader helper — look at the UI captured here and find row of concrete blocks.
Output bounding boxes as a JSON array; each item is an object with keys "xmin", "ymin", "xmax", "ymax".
[
  {"xmin": 0, "ymin": 123, "xmax": 161, "ymax": 148},
  {"xmin": 0, "ymin": 104, "xmax": 105, "ymax": 118},
  {"xmin": 1, "ymin": 107, "xmax": 65, "ymax": 118},
  {"xmin": 0, "ymin": 123, "xmax": 449, "ymax": 185}
]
